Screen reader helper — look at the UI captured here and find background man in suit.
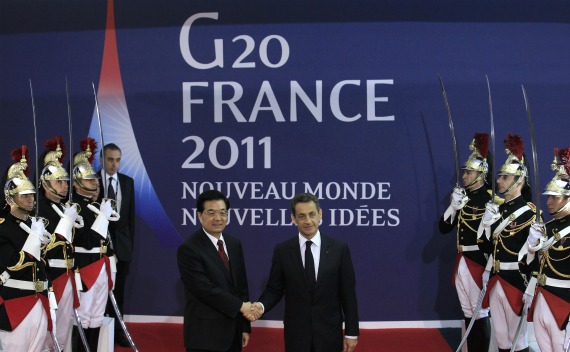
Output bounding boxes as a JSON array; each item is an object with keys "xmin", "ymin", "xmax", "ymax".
[
  {"xmin": 99, "ymin": 143, "xmax": 135, "ymax": 347},
  {"xmin": 254, "ymin": 192, "xmax": 359, "ymax": 352},
  {"xmin": 177, "ymin": 190, "xmax": 254, "ymax": 352}
]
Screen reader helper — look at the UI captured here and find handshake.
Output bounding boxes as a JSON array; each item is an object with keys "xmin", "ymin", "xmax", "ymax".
[{"xmin": 240, "ymin": 302, "xmax": 263, "ymax": 322}]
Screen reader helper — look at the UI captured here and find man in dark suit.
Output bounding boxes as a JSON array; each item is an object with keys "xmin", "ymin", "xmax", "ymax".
[
  {"xmin": 254, "ymin": 192, "xmax": 359, "ymax": 352},
  {"xmin": 99, "ymin": 143, "xmax": 135, "ymax": 347},
  {"xmin": 177, "ymin": 190, "xmax": 254, "ymax": 352}
]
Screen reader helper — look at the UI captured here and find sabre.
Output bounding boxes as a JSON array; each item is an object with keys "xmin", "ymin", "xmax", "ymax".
[
  {"xmin": 486, "ymin": 75, "xmax": 497, "ymax": 201},
  {"xmin": 522, "ymin": 85, "xmax": 541, "ymax": 219},
  {"xmin": 438, "ymin": 75, "xmax": 461, "ymax": 188},
  {"xmin": 29, "ymin": 80, "xmax": 63, "ymax": 352},
  {"xmin": 65, "ymin": 76, "xmax": 74, "ymax": 203},
  {"xmin": 509, "ymin": 310, "xmax": 528, "ymax": 352},
  {"xmin": 65, "ymin": 77, "xmax": 91, "ymax": 352},
  {"xmin": 91, "ymin": 82, "xmax": 139, "ymax": 351},
  {"xmin": 29, "ymin": 80, "xmax": 41, "ymax": 218},
  {"xmin": 455, "ymin": 286, "xmax": 487, "ymax": 352}
]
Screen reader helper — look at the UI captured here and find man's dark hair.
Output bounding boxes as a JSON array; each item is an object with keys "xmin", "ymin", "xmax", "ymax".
[
  {"xmin": 100, "ymin": 143, "xmax": 122, "ymax": 157},
  {"xmin": 197, "ymin": 190, "xmax": 230, "ymax": 213},
  {"xmin": 290, "ymin": 193, "xmax": 320, "ymax": 215}
]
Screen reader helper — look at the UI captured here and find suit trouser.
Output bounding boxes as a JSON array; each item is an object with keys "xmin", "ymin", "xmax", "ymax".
[
  {"xmin": 186, "ymin": 326, "xmax": 242, "ymax": 352},
  {"xmin": 106, "ymin": 259, "xmax": 129, "ymax": 328}
]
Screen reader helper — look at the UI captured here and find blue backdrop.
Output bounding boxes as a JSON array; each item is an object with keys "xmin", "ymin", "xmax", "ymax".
[{"xmin": 2, "ymin": 0, "xmax": 570, "ymax": 323}]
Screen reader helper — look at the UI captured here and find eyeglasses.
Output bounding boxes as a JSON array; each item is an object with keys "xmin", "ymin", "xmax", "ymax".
[{"xmin": 202, "ymin": 210, "xmax": 228, "ymax": 218}]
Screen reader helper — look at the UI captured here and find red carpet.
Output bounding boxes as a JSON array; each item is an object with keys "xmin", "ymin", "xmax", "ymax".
[{"xmin": 115, "ymin": 323, "xmax": 453, "ymax": 352}]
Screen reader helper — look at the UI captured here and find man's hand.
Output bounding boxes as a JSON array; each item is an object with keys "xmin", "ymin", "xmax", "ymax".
[
  {"xmin": 242, "ymin": 332, "xmax": 250, "ymax": 347},
  {"xmin": 343, "ymin": 337, "xmax": 358, "ymax": 352},
  {"xmin": 522, "ymin": 293, "xmax": 533, "ymax": 312},
  {"xmin": 240, "ymin": 302, "xmax": 260, "ymax": 322},
  {"xmin": 482, "ymin": 202, "xmax": 500, "ymax": 226},
  {"xmin": 450, "ymin": 187, "xmax": 468, "ymax": 211},
  {"xmin": 527, "ymin": 222, "xmax": 545, "ymax": 246}
]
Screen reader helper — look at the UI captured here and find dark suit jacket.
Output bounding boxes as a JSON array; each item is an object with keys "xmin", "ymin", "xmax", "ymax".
[
  {"xmin": 259, "ymin": 233, "xmax": 359, "ymax": 352},
  {"xmin": 177, "ymin": 229, "xmax": 251, "ymax": 351},
  {"xmin": 98, "ymin": 172, "xmax": 135, "ymax": 261}
]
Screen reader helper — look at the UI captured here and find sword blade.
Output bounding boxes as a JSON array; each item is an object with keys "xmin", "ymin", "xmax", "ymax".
[
  {"xmin": 73, "ymin": 308, "xmax": 91, "ymax": 352},
  {"xmin": 485, "ymin": 75, "xmax": 496, "ymax": 201},
  {"xmin": 509, "ymin": 310, "xmax": 528, "ymax": 352},
  {"xmin": 109, "ymin": 291, "xmax": 139, "ymax": 351},
  {"xmin": 438, "ymin": 75, "xmax": 461, "ymax": 188},
  {"xmin": 522, "ymin": 85, "xmax": 541, "ymax": 219},
  {"xmin": 92, "ymin": 82, "xmax": 107, "ymax": 194},
  {"xmin": 29, "ymin": 79, "xmax": 40, "ymax": 217},
  {"xmin": 66, "ymin": 77, "xmax": 74, "ymax": 203},
  {"xmin": 455, "ymin": 285, "xmax": 486, "ymax": 352}
]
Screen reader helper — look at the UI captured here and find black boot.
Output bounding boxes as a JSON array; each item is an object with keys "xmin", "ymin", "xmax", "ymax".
[
  {"xmin": 467, "ymin": 316, "xmax": 491, "ymax": 352},
  {"xmin": 514, "ymin": 348, "xmax": 529, "ymax": 352},
  {"xmin": 498, "ymin": 349, "xmax": 510, "ymax": 352},
  {"xmin": 77, "ymin": 328, "xmax": 90, "ymax": 352},
  {"xmin": 89, "ymin": 327, "xmax": 100, "ymax": 352}
]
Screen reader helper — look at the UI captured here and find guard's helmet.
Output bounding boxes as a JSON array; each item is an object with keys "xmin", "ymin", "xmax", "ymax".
[
  {"xmin": 498, "ymin": 133, "xmax": 527, "ymax": 178},
  {"xmin": 543, "ymin": 148, "xmax": 570, "ymax": 197},
  {"xmin": 73, "ymin": 138, "xmax": 99, "ymax": 180},
  {"xmin": 40, "ymin": 136, "xmax": 69, "ymax": 184},
  {"xmin": 4, "ymin": 146, "xmax": 36, "ymax": 200}
]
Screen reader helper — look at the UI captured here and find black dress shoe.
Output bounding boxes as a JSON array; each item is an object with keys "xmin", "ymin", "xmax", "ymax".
[{"xmin": 115, "ymin": 332, "xmax": 130, "ymax": 347}]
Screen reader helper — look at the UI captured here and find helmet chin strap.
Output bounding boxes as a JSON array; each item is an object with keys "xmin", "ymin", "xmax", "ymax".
[
  {"xmin": 466, "ymin": 172, "xmax": 485, "ymax": 189},
  {"xmin": 501, "ymin": 174, "xmax": 525, "ymax": 195},
  {"xmin": 75, "ymin": 179, "xmax": 98, "ymax": 193},
  {"xmin": 43, "ymin": 180, "xmax": 67, "ymax": 200},
  {"xmin": 7, "ymin": 195, "xmax": 33, "ymax": 215},
  {"xmin": 551, "ymin": 197, "xmax": 570, "ymax": 216}
]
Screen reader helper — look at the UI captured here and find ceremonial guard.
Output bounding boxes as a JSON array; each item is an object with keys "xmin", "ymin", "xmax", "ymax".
[
  {"xmin": 72, "ymin": 138, "xmax": 117, "ymax": 351},
  {"xmin": 439, "ymin": 133, "xmax": 493, "ymax": 351},
  {"xmin": 525, "ymin": 148, "xmax": 570, "ymax": 352},
  {"xmin": 479, "ymin": 134, "xmax": 536, "ymax": 352},
  {"xmin": 37, "ymin": 136, "xmax": 82, "ymax": 350},
  {"xmin": 0, "ymin": 146, "xmax": 52, "ymax": 352}
]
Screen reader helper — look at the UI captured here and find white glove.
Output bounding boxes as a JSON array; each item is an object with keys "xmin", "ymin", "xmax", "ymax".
[
  {"xmin": 90, "ymin": 199, "xmax": 112, "ymax": 239},
  {"xmin": 21, "ymin": 218, "xmax": 49, "ymax": 260},
  {"xmin": 451, "ymin": 187, "xmax": 468, "ymax": 210},
  {"xmin": 53, "ymin": 203, "xmax": 78, "ymax": 243},
  {"xmin": 482, "ymin": 202, "xmax": 501, "ymax": 226},
  {"xmin": 482, "ymin": 270, "xmax": 490, "ymax": 287},
  {"xmin": 444, "ymin": 187, "xmax": 468, "ymax": 223},
  {"xmin": 522, "ymin": 293, "xmax": 533, "ymax": 312},
  {"xmin": 527, "ymin": 222, "xmax": 545, "ymax": 246}
]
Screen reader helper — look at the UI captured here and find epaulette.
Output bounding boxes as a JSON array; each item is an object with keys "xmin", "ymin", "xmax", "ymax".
[
  {"xmin": 528, "ymin": 202, "xmax": 537, "ymax": 212},
  {"xmin": 486, "ymin": 190, "xmax": 505, "ymax": 205},
  {"xmin": 0, "ymin": 218, "xmax": 4, "ymax": 224}
]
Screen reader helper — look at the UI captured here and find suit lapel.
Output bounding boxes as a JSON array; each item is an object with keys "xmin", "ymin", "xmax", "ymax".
[
  {"xmin": 199, "ymin": 230, "xmax": 233, "ymax": 282},
  {"xmin": 288, "ymin": 237, "xmax": 314, "ymax": 294}
]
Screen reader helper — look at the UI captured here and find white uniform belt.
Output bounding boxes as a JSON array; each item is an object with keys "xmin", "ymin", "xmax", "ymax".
[
  {"xmin": 48, "ymin": 258, "xmax": 74, "ymax": 269},
  {"xmin": 3, "ymin": 279, "xmax": 47, "ymax": 292},
  {"xmin": 75, "ymin": 246, "xmax": 103, "ymax": 254},
  {"xmin": 0, "ymin": 271, "xmax": 9, "ymax": 284},
  {"xmin": 458, "ymin": 245, "xmax": 479, "ymax": 252},
  {"xmin": 493, "ymin": 261, "xmax": 519, "ymax": 271},
  {"xmin": 538, "ymin": 275, "xmax": 570, "ymax": 288}
]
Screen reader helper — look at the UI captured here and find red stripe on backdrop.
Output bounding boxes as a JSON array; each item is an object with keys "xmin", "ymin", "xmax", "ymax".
[{"xmin": 115, "ymin": 323, "xmax": 453, "ymax": 352}]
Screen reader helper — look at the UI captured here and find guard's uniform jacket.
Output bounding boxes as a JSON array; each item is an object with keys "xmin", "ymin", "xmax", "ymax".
[
  {"xmin": 529, "ymin": 213, "xmax": 570, "ymax": 330},
  {"xmin": 440, "ymin": 185, "xmax": 492, "ymax": 286},
  {"xmin": 39, "ymin": 196, "xmax": 79, "ymax": 307},
  {"xmin": 483, "ymin": 196, "xmax": 536, "ymax": 313},
  {"xmin": 72, "ymin": 192, "xmax": 114, "ymax": 291},
  {"xmin": 0, "ymin": 213, "xmax": 50, "ymax": 332}
]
